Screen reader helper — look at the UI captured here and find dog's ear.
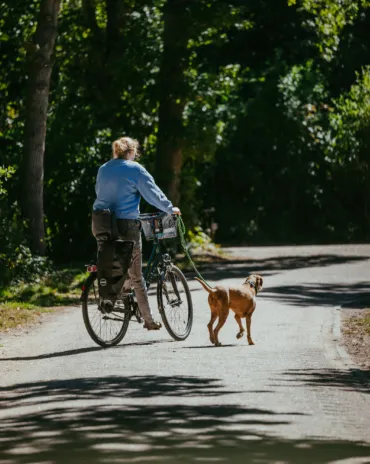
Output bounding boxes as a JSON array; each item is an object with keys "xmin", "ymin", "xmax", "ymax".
[{"xmin": 257, "ymin": 275, "xmax": 263, "ymax": 291}]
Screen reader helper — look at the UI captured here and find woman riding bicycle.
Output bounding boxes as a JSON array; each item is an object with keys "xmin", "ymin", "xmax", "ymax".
[{"xmin": 92, "ymin": 136, "xmax": 181, "ymax": 331}]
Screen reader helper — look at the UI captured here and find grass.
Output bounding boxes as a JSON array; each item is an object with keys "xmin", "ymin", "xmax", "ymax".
[
  {"xmin": 352, "ymin": 309, "xmax": 370, "ymax": 334},
  {"xmin": 343, "ymin": 309, "xmax": 370, "ymax": 335},
  {"xmin": 0, "ymin": 249, "xmax": 231, "ymax": 333},
  {"xmin": 0, "ymin": 301, "xmax": 52, "ymax": 331},
  {"xmin": 0, "ymin": 267, "xmax": 88, "ymax": 307},
  {"xmin": 0, "ymin": 267, "xmax": 88, "ymax": 332}
]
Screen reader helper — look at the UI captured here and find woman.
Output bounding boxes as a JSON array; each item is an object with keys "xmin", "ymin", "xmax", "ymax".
[{"xmin": 92, "ymin": 136, "xmax": 181, "ymax": 330}]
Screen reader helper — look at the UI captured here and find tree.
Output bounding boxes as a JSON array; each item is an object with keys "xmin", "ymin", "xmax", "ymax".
[
  {"xmin": 155, "ymin": 0, "xmax": 191, "ymax": 205},
  {"xmin": 21, "ymin": 0, "xmax": 61, "ymax": 255}
]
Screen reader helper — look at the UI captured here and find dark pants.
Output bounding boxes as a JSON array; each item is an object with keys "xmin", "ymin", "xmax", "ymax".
[{"xmin": 91, "ymin": 210, "xmax": 134, "ymax": 300}]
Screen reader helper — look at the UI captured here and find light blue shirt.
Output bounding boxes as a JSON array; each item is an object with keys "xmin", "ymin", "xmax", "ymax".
[{"xmin": 93, "ymin": 159, "xmax": 173, "ymax": 219}]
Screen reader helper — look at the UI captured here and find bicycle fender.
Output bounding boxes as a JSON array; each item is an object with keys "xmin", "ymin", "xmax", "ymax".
[{"xmin": 80, "ymin": 272, "xmax": 97, "ymax": 301}]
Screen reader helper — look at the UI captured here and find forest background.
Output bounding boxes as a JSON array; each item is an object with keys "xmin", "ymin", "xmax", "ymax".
[{"xmin": 1, "ymin": 0, "xmax": 370, "ymax": 289}]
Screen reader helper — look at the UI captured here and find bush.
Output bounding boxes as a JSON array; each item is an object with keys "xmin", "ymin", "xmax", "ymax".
[
  {"xmin": 187, "ymin": 226, "xmax": 221, "ymax": 255},
  {"xmin": 0, "ymin": 166, "xmax": 52, "ymax": 285}
]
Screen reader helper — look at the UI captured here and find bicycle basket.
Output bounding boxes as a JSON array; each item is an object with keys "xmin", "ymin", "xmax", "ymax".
[{"xmin": 139, "ymin": 213, "xmax": 178, "ymax": 241}]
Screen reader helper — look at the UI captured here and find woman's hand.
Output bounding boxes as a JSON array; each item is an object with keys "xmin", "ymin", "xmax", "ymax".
[{"xmin": 172, "ymin": 207, "xmax": 181, "ymax": 215}]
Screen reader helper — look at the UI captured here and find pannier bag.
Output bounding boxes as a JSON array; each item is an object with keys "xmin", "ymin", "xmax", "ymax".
[{"xmin": 92, "ymin": 209, "xmax": 134, "ymax": 300}]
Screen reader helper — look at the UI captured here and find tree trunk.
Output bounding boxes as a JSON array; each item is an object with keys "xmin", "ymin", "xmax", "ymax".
[
  {"xmin": 106, "ymin": 0, "xmax": 127, "ymax": 53},
  {"xmin": 82, "ymin": 0, "xmax": 99, "ymax": 36},
  {"xmin": 156, "ymin": 0, "xmax": 190, "ymax": 205},
  {"xmin": 22, "ymin": 0, "xmax": 61, "ymax": 255}
]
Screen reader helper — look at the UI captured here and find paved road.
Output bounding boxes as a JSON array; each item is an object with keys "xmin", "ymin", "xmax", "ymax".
[{"xmin": 1, "ymin": 245, "xmax": 370, "ymax": 463}]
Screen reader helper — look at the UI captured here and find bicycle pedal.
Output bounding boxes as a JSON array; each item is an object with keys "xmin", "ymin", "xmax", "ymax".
[{"xmin": 135, "ymin": 315, "xmax": 143, "ymax": 323}]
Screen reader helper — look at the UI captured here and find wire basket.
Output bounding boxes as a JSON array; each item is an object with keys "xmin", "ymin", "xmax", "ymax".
[{"xmin": 139, "ymin": 213, "xmax": 178, "ymax": 241}]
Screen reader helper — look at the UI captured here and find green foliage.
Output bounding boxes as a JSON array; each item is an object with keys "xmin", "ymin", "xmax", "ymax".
[
  {"xmin": 291, "ymin": 0, "xmax": 370, "ymax": 61},
  {"xmin": 187, "ymin": 226, "xmax": 221, "ymax": 255},
  {"xmin": 0, "ymin": 266, "xmax": 87, "ymax": 307},
  {"xmin": 1, "ymin": 0, "xmax": 370, "ymax": 286},
  {"xmin": 329, "ymin": 67, "xmax": 370, "ymax": 160},
  {"xmin": 0, "ymin": 165, "xmax": 15, "ymax": 195},
  {"xmin": 0, "ymin": 165, "xmax": 52, "ymax": 285}
]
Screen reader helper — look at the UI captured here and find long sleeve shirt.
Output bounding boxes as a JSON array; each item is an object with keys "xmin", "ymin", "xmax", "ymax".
[{"xmin": 93, "ymin": 159, "xmax": 173, "ymax": 219}]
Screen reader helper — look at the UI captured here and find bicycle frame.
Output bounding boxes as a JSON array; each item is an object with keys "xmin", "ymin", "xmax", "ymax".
[{"xmin": 143, "ymin": 237, "xmax": 169, "ymax": 289}]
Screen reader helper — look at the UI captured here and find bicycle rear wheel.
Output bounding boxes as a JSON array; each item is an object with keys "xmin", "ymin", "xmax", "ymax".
[
  {"xmin": 157, "ymin": 265, "xmax": 193, "ymax": 341},
  {"xmin": 82, "ymin": 275, "xmax": 130, "ymax": 347}
]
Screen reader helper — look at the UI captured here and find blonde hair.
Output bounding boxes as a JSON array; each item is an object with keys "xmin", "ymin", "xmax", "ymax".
[{"xmin": 112, "ymin": 137, "xmax": 140, "ymax": 160}]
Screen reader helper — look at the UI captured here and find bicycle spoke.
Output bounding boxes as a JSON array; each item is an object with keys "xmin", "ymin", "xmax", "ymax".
[
  {"xmin": 84, "ymin": 280, "xmax": 128, "ymax": 344},
  {"xmin": 160, "ymin": 268, "xmax": 191, "ymax": 338}
]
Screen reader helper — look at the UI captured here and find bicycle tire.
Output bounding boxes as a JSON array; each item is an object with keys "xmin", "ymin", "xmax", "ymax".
[
  {"xmin": 157, "ymin": 265, "xmax": 193, "ymax": 341},
  {"xmin": 82, "ymin": 275, "xmax": 130, "ymax": 348}
]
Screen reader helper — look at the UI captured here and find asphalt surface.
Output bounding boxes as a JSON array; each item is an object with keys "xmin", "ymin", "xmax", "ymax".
[{"xmin": 1, "ymin": 245, "xmax": 370, "ymax": 464}]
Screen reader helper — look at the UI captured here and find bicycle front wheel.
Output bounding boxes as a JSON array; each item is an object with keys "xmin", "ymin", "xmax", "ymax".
[
  {"xmin": 82, "ymin": 275, "xmax": 131, "ymax": 348},
  {"xmin": 157, "ymin": 265, "xmax": 193, "ymax": 341}
]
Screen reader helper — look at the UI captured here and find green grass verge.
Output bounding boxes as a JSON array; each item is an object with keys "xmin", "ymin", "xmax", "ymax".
[
  {"xmin": 0, "ymin": 267, "xmax": 88, "ymax": 332},
  {"xmin": 0, "ymin": 268, "xmax": 88, "ymax": 308}
]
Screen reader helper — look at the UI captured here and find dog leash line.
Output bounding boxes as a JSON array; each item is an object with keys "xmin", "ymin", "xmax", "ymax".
[{"xmin": 177, "ymin": 216, "xmax": 211, "ymax": 287}]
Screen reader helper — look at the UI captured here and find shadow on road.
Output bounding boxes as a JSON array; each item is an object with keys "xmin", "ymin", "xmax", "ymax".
[
  {"xmin": 1, "ymin": 375, "xmax": 369, "ymax": 463},
  {"xmin": 192, "ymin": 254, "xmax": 369, "ymax": 282},
  {"xmin": 263, "ymin": 282, "xmax": 370, "ymax": 307},
  {"xmin": 0, "ymin": 376, "xmax": 241, "ymax": 406},
  {"xmin": 273, "ymin": 369, "xmax": 370, "ymax": 394},
  {"xmin": 0, "ymin": 340, "xmax": 170, "ymax": 362}
]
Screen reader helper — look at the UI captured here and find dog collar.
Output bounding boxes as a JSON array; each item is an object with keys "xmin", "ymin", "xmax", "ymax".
[{"xmin": 248, "ymin": 281, "xmax": 258, "ymax": 295}]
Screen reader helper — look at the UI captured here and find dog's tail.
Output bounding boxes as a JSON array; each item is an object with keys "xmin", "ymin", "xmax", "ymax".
[{"xmin": 194, "ymin": 277, "xmax": 214, "ymax": 293}]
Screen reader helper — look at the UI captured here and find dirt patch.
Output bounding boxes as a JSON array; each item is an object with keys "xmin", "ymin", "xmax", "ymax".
[
  {"xmin": 341, "ymin": 304, "xmax": 370, "ymax": 370},
  {"xmin": 0, "ymin": 302, "xmax": 53, "ymax": 333}
]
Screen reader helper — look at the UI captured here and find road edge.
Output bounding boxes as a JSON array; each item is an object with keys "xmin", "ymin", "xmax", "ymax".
[
  {"xmin": 332, "ymin": 305, "xmax": 361, "ymax": 369},
  {"xmin": 323, "ymin": 304, "xmax": 370, "ymax": 402}
]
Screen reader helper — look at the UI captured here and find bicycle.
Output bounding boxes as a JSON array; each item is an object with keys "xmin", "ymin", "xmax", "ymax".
[{"xmin": 81, "ymin": 212, "xmax": 193, "ymax": 348}]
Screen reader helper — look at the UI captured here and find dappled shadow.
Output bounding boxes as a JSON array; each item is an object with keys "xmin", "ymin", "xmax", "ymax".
[
  {"xmin": 0, "ymin": 375, "xmax": 241, "ymax": 408},
  {"xmin": 1, "ymin": 375, "xmax": 369, "ymax": 463},
  {"xmin": 271, "ymin": 369, "xmax": 370, "ymax": 394},
  {"xmin": 189, "ymin": 254, "xmax": 369, "ymax": 282},
  {"xmin": 263, "ymin": 282, "xmax": 370, "ymax": 307},
  {"xmin": 342, "ymin": 298, "xmax": 370, "ymax": 310}
]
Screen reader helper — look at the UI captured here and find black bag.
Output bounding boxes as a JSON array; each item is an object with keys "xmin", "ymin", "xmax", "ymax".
[
  {"xmin": 92, "ymin": 209, "xmax": 118, "ymax": 241},
  {"xmin": 92, "ymin": 210, "xmax": 133, "ymax": 300}
]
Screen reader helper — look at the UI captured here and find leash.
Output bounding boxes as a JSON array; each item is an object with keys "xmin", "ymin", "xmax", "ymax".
[{"xmin": 177, "ymin": 216, "xmax": 211, "ymax": 286}]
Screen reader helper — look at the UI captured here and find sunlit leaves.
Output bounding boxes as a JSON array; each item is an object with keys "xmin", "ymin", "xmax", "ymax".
[
  {"xmin": 328, "ymin": 66, "xmax": 370, "ymax": 161},
  {"xmin": 0, "ymin": 165, "xmax": 15, "ymax": 196},
  {"xmin": 296, "ymin": 0, "xmax": 370, "ymax": 61}
]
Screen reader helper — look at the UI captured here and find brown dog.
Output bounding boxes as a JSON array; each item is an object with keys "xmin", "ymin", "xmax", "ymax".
[{"xmin": 195, "ymin": 275, "xmax": 263, "ymax": 346}]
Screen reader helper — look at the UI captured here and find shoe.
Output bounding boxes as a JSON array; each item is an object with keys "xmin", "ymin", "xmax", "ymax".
[{"xmin": 143, "ymin": 320, "xmax": 162, "ymax": 330}]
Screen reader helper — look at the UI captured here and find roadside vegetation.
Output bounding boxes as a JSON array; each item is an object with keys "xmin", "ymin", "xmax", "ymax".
[
  {"xmin": 344, "ymin": 309, "xmax": 370, "ymax": 336},
  {"xmin": 342, "ymin": 308, "xmax": 370, "ymax": 370},
  {"xmin": 0, "ymin": 267, "xmax": 87, "ymax": 331},
  {"xmin": 0, "ymin": 228, "xmax": 222, "ymax": 332},
  {"xmin": 0, "ymin": 302, "xmax": 52, "ymax": 331}
]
